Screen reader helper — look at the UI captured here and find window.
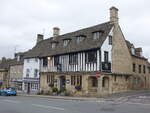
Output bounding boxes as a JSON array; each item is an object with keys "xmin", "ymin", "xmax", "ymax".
[
  {"xmin": 93, "ymin": 31, "xmax": 102, "ymax": 40},
  {"xmin": 26, "ymin": 69, "xmax": 30, "ymax": 78},
  {"xmin": 114, "ymin": 75, "xmax": 117, "ymax": 82},
  {"xmin": 69, "ymin": 53, "xmax": 78, "ymax": 65},
  {"xmin": 43, "ymin": 57, "xmax": 48, "ymax": 67},
  {"xmin": 104, "ymin": 51, "xmax": 109, "ymax": 62},
  {"xmin": 131, "ymin": 47, "xmax": 135, "ymax": 55},
  {"xmin": 71, "ymin": 76, "xmax": 82, "ymax": 86},
  {"xmin": 63, "ymin": 39, "xmax": 70, "ymax": 46},
  {"xmin": 139, "ymin": 65, "xmax": 141, "ymax": 73},
  {"xmin": 85, "ymin": 50, "xmax": 97, "ymax": 63},
  {"xmin": 148, "ymin": 67, "xmax": 150, "ymax": 74},
  {"xmin": 27, "ymin": 59, "xmax": 30, "ymax": 63},
  {"xmin": 35, "ymin": 58, "xmax": 38, "ymax": 62},
  {"xmin": 91, "ymin": 77, "xmax": 98, "ymax": 87},
  {"xmin": 47, "ymin": 75, "xmax": 54, "ymax": 84},
  {"xmin": 51, "ymin": 42, "xmax": 57, "ymax": 48},
  {"xmin": 76, "ymin": 35, "xmax": 85, "ymax": 44},
  {"xmin": 143, "ymin": 65, "xmax": 146, "ymax": 74},
  {"xmin": 34, "ymin": 69, "xmax": 38, "ymax": 78},
  {"xmin": 133, "ymin": 63, "xmax": 136, "ymax": 72},
  {"xmin": 54, "ymin": 56, "xmax": 59, "ymax": 66},
  {"xmin": 109, "ymin": 35, "xmax": 112, "ymax": 45}
]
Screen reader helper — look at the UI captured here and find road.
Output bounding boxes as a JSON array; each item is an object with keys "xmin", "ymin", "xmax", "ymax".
[{"xmin": 1, "ymin": 91, "xmax": 150, "ymax": 113}]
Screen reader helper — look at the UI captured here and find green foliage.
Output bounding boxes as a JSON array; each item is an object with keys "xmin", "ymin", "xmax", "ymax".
[{"xmin": 52, "ymin": 87, "xmax": 58, "ymax": 93}]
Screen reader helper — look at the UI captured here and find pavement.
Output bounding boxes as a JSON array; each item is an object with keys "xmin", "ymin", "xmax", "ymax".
[
  {"xmin": 1, "ymin": 90, "xmax": 150, "ymax": 113},
  {"xmin": 18, "ymin": 90, "xmax": 150, "ymax": 102}
]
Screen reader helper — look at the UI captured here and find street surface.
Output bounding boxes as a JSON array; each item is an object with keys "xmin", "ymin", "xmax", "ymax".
[{"xmin": 0, "ymin": 90, "xmax": 150, "ymax": 113}]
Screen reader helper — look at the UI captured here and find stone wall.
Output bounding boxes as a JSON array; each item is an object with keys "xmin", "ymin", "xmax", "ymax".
[
  {"xmin": 112, "ymin": 25, "xmax": 132, "ymax": 75},
  {"xmin": 0, "ymin": 71, "xmax": 9, "ymax": 89}
]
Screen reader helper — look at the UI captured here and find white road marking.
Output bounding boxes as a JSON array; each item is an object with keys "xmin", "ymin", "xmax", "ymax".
[
  {"xmin": 2, "ymin": 99, "xmax": 21, "ymax": 104},
  {"xmin": 32, "ymin": 104, "xmax": 65, "ymax": 111}
]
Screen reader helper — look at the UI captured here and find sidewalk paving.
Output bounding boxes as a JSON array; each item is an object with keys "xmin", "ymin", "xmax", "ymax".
[
  {"xmin": 18, "ymin": 94, "xmax": 102, "ymax": 101},
  {"xmin": 18, "ymin": 90, "xmax": 150, "ymax": 102}
]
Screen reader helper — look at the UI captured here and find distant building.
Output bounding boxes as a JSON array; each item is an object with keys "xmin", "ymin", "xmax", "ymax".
[
  {"xmin": 9, "ymin": 52, "xmax": 25, "ymax": 91},
  {"xmin": 0, "ymin": 58, "xmax": 14, "ymax": 89}
]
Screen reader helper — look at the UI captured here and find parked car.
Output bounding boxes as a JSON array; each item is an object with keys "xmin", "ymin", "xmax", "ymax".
[
  {"xmin": 0, "ymin": 89, "xmax": 2, "ymax": 95},
  {"xmin": 0, "ymin": 87, "xmax": 17, "ymax": 96}
]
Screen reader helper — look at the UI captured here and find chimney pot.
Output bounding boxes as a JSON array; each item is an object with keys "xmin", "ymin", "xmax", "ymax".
[
  {"xmin": 37, "ymin": 34, "xmax": 44, "ymax": 44},
  {"xmin": 53, "ymin": 27, "xmax": 60, "ymax": 37},
  {"xmin": 110, "ymin": 6, "xmax": 119, "ymax": 24}
]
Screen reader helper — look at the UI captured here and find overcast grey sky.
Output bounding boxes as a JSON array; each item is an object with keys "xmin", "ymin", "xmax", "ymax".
[{"xmin": 0, "ymin": 0, "xmax": 150, "ymax": 60}]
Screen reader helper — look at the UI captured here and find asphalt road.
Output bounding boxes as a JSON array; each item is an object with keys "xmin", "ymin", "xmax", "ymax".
[{"xmin": 1, "ymin": 93, "xmax": 150, "ymax": 113}]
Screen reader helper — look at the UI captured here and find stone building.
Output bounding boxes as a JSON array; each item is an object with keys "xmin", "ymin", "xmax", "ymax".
[
  {"xmin": 25, "ymin": 7, "xmax": 150, "ymax": 97},
  {"xmin": 0, "ymin": 58, "xmax": 14, "ymax": 89},
  {"xmin": 9, "ymin": 52, "xmax": 25, "ymax": 91}
]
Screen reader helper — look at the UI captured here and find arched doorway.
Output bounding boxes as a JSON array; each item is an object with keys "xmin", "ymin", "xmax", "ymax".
[{"xmin": 88, "ymin": 76, "xmax": 98, "ymax": 92}]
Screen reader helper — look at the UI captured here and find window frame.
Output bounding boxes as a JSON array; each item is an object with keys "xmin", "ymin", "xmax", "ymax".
[
  {"xmin": 63, "ymin": 39, "xmax": 70, "ymax": 47},
  {"xmin": 34, "ymin": 69, "xmax": 38, "ymax": 78},
  {"xmin": 43, "ymin": 57, "xmax": 48, "ymax": 67},
  {"xmin": 108, "ymin": 35, "xmax": 112, "ymax": 45},
  {"xmin": 133, "ymin": 63, "xmax": 136, "ymax": 72},
  {"xmin": 139, "ymin": 65, "xmax": 141, "ymax": 73},
  {"xmin": 51, "ymin": 42, "xmax": 57, "ymax": 48},
  {"xmin": 143, "ymin": 65, "xmax": 146, "ymax": 74},
  {"xmin": 76, "ymin": 35, "xmax": 85, "ymax": 44},
  {"xmin": 54, "ymin": 56, "xmax": 59, "ymax": 66},
  {"xmin": 26, "ymin": 69, "xmax": 30, "ymax": 78},
  {"xmin": 85, "ymin": 50, "xmax": 97, "ymax": 63},
  {"xmin": 104, "ymin": 51, "xmax": 109, "ymax": 62},
  {"xmin": 71, "ymin": 75, "xmax": 82, "ymax": 86},
  {"xmin": 93, "ymin": 31, "xmax": 103, "ymax": 40},
  {"xmin": 69, "ymin": 53, "xmax": 78, "ymax": 65}
]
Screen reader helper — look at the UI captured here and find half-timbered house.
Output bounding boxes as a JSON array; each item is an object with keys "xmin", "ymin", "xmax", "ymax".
[{"xmin": 25, "ymin": 7, "xmax": 150, "ymax": 96}]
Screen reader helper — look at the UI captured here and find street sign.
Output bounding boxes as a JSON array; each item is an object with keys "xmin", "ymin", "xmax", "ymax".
[{"xmin": 96, "ymin": 72, "xmax": 101, "ymax": 78}]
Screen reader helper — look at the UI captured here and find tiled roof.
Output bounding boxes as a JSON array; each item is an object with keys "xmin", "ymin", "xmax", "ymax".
[
  {"xmin": 24, "ymin": 22, "xmax": 113, "ymax": 58},
  {"xmin": 125, "ymin": 40, "xmax": 147, "ymax": 60}
]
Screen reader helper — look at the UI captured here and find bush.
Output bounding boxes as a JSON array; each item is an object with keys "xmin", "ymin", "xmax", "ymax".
[
  {"xmin": 60, "ymin": 88, "xmax": 66, "ymax": 92},
  {"xmin": 52, "ymin": 87, "xmax": 58, "ymax": 93}
]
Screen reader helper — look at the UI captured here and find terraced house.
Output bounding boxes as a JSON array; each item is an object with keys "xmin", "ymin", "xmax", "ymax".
[{"xmin": 25, "ymin": 7, "xmax": 150, "ymax": 96}]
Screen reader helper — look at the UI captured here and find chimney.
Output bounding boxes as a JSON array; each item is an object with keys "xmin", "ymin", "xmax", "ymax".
[
  {"xmin": 110, "ymin": 6, "xmax": 119, "ymax": 24},
  {"xmin": 53, "ymin": 27, "xmax": 60, "ymax": 37},
  {"xmin": 135, "ymin": 48, "xmax": 143, "ymax": 56},
  {"xmin": 2, "ymin": 57, "xmax": 6, "ymax": 62},
  {"xmin": 37, "ymin": 34, "xmax": 44, "ymax": 44}
]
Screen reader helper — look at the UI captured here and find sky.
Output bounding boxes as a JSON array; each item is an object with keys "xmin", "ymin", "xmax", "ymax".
[{"xmin": 0, "ymin": 0, "xmax": 150, "ymax": 60}]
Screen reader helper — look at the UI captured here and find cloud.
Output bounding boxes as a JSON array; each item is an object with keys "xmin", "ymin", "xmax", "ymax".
[{"xmin": 0, "ymin": 0, "xmax": 150, "ymax": 60}]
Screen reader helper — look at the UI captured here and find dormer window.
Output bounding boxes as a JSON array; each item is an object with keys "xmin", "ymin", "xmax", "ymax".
[
  {"xmin": 131, "ymin": 47, "xmax": 135, "ymax": 55},
  {"xmin": 51, "ymin": 41, "xmax": 58, "ymax": 49},
  {"xmin": 63, "ymin": 39, "xmax": 70, "ymax": 47},
  {"xmin": 51, "ymin": 42, "xmax": 57, "ymax": 48},
  {"xmin": 76, "ymin": 35, "xmax": 86, "ymax": 44},
  {"xmin": 93, "ymin": 31, "xmax": 103, "ymax": 40}
]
